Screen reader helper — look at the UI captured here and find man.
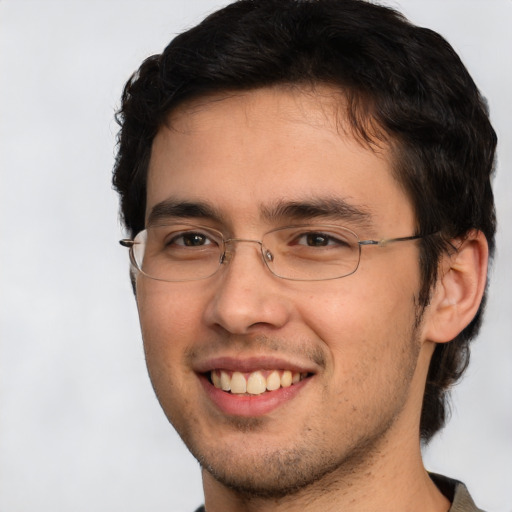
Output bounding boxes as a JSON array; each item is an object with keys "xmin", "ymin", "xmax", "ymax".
[{"xmin": 113, "ymin": 0, "xmax": 496, "ymax": 510}]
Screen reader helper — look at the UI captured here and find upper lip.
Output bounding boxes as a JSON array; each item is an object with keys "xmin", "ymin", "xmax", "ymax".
[{"xmin": 193, "ymin": 355, "xmax": 318, "ymax": 374}]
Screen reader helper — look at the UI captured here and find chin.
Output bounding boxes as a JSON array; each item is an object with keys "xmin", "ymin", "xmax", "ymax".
[
  {"xmin": 200, "ymin": 447, "xmax": 338, "ymax": 499},
  {"xmin": 187, "ymin": 425, "xmax": 387, "ymax": 500}
]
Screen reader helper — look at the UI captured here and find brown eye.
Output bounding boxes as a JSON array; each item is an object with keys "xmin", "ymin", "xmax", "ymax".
[
  {"xmin": 305, "ymin": 233, "xmax": 330, "ymax": 246},
  {"xmin": 169, "ymin": 232, "xmax": 214, "ymax": 247},
  {"xmin": 182, "ymin": 233, "xmax": 209, "ymax": 246},
  {"xmin": 294, "ymin": 231, "xmax": 350, "ymax": 248}
]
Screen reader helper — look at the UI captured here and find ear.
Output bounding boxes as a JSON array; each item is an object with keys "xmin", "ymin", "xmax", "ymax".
[{"xmin": 422, "ymin": 230, "xmax": 489, "ymax": 343}]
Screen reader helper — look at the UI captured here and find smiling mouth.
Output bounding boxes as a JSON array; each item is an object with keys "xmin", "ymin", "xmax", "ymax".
[{"xmin": 208, "ymin": 369, "xmax": 310, "ymax": 396}]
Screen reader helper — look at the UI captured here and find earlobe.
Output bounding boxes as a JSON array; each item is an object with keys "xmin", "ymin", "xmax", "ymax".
[{"xmin": 423, "ymin": 231, "xmax": 489, "ymax": 343}]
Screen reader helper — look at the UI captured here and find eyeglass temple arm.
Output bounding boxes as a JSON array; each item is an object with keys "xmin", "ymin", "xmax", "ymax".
[
  {"xmin": 359, "ymin": 234, "xmax": 426, "ymax": 248},
  {"xmin": 119, "ymin": 239, "xmax": 135, "ymax": 248}
]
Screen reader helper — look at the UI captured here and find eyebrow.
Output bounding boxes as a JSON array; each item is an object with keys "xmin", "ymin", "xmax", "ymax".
[
  {"xmin": 147, "ymin": 199, "xmax": 224, "ymax": 226},
  {"xmin": 260, "ymin": 197, "xmax": 374, "ymax": 227},
  {"xmin": 146, "ymin": 196, "xmax": 374, "ymax": 229}
]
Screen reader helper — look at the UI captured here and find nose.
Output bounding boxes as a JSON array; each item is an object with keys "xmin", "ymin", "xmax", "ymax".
[{"xmin": 203, "ymin": 239, "xmax": 291, "ymax": 335}]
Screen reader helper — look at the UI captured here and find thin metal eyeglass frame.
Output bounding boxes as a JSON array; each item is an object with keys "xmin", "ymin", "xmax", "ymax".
[{"xmin": 119, "ymin": 224, "xmax": 435, "ymax": 282}]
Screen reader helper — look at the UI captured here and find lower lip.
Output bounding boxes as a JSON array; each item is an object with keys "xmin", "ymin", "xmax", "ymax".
[{"xmin": 199, "ymin": 374, "xmax": 310, "ymax": 417}]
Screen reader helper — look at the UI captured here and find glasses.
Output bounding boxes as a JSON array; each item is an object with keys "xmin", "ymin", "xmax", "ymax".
[{"xmin": 119, "ymin": 223, "xmax": 429, "ymax": 282}]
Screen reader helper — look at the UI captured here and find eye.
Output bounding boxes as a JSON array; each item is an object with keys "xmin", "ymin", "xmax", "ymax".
[
  {"xmin": 295, "ymin": 231, "xmax": 350, "ymax": 247},
  {"xmin": 302, "ymin": 233, "xmax": 331, "ymax": 247},
  {"xmin": 169, "ymin": 231, "xmax": 214, "ymax": 247}
]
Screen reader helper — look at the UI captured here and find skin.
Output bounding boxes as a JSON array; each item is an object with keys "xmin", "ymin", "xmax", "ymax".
[{"xmin": 135, "ymin": 86, "xmax": 477, "ymax": 511}]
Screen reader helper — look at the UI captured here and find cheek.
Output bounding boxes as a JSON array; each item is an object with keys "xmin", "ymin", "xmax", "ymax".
[
  {"xmin": 136, "ymin": 280, "xmax": 205, "ymax": 368},
  {"xmin": 299, "ymin": 271, "xmax": 419, "ymax": 380},
  {"xmin": 302, "ymin": 280, "xmax": 415, "ymax": 338},
  {"xmin": 135, "ymin": 280, "xmax": 208, "ymax": 426}
]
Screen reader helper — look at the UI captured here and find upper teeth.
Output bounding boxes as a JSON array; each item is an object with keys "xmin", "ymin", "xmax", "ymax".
[{"xmin": 211, "ymin": 369, "xmax": 305, "ymax": 395}]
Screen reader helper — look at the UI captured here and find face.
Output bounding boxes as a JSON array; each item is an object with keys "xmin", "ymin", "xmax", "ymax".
[{"xmin": 137, "ymin": 87, "xmax": 433, "ymax": 498}]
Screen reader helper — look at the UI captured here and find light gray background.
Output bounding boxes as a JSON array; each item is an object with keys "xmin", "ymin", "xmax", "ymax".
[{"xmin": 1, "ymin": 1, "xmax": 510, "ymax": 511}]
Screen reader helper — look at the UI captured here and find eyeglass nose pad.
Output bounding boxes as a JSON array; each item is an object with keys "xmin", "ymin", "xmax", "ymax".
[
  {"xmin": 219, "ymin": 241, "xmax": 236, "ymax": 265},
  {"xmin": 264, "ymin": 249, "xmax": 274, "ymax": 262}
]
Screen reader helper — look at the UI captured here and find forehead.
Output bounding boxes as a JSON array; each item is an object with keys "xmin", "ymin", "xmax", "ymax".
[{"xmin": 146, "ymin": 86, "xmax": 413, "ymax": 234}]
